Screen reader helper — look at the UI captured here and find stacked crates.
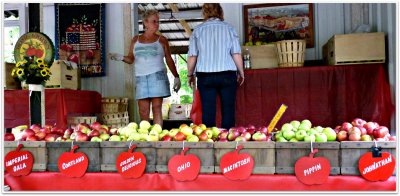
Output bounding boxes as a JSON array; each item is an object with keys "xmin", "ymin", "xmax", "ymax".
[{"xmin": 99, "ymin": 97, "xmax": 129, "ymax": 128}]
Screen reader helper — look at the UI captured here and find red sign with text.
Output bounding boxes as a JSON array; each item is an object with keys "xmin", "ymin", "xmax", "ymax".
[
  {"xmin": 168, "ymin": 147, "xmax": 200, "ymax": 181},
  {"xmin": 4, "ymin": 144, "xmax": 34, "ymax": 176},
  {"xmin": 116, "ymin": 145, "xmax": 146, "ymax": 179},
  {"xmin": 58, "ymin": 145, "xmax": 88, "ymax": 178},
  {"xmin": 295, "ymin": 149, "xmax": 331, "ymax": 185},
  {"xmin": 358, "ymin": 151, "xmax": 395, "ymax": 181},
  {"xmin": 219, "ymin": 145, "xmax": 254, "ymax": 180}
]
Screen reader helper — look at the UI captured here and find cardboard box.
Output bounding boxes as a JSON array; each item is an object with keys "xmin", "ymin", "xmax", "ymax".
[
  {"xmin": 4, "ymin": 62, "xmax": 21, "ymax": 89},
  {"xmin": 46, "ymin": 60, "xmax": 80, "ymax": 89},
  {"xmin": 241, "ymin": 45, "xmax": 279, "ymax": 69},
  {"xmin": 323, "ymin": 32, "xmax": 385, "ymax": 65}
]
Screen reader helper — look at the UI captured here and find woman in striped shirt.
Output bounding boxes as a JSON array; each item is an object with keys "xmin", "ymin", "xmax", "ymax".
[{"xmin": 187, "ymin": 3, "xmax": 245, "ymax": 129}]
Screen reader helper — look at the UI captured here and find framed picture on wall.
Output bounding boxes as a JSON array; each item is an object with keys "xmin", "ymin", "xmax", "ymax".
[
  {"xmin": 243, "ymin": 3, "xmax": 314, "ymax": 48},
  {"xmin": 55, "ymin": 3, "xmax": 106, "ymax": 77}
]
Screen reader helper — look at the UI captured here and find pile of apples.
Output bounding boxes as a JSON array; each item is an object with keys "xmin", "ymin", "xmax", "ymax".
[
  {"xmin": 335, "ymin": 118, "xmax": 395, "ymax": 142},
  {"xmin": 114, "ymin": 121, "xmax": 221, "ymax": 142},
  {"xmin": 274, "ymin": 119, "xmax": 337, "ymax": 142},
  {"xmin": 217, "ymin": 125, "xmax": 272, "ymax": 142}
]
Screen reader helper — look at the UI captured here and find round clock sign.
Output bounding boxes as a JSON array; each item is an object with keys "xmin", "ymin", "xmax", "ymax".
[{"xmin": 14, "ymin": 32, "xmax": 55, "ymax": 65}]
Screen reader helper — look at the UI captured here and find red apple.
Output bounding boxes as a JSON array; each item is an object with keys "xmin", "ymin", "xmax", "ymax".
[
  {"xmin": 30, "ymin": 124, "xmax": 41, "ymax": 133},
  {"xmin": 218, "ymin": 131, "xmax": 228, "ymax": 140},
  {"xmin": 173, "ymin": 132, "xmax": 186, "ymax": 141},
  {"xmin": 356, "ymin": 125, "xmax": 367, "ymax": 135},
  {"xmin": 387, "ymin": 136, "xmax": 396, "ymax": 141},
  {"xmin": 246, "ymin": 124, "xmax": 256, "ymax": 130},
  {"xmin": 218, "ymin": 138, "xmax": 228, "ymax": 142},
  {"xmin": 375, "ymin": 137, "xmax": 386, "ymax": 142},
  {"xmin": 21, "ymin": 129, "xmax": 35, "ymax": 140},
  {"xmin": 341, "ymin": 122, "xmax": 353, "ymax": 132},
  {"xmin": 334, "ymin": 125, "xmax": 341, "ymax": 133},
  {"xmin": 198, "ymin": 131, "xmax": 209, "ymax": 141},
  {"xmin": 88, "ymin": 130, "xmax": 100, "ymax": 138},
  {"xmin": 351, "ymin": 118, "xmax": 366, "ymax": 127},
  {"xmin": 51, "ymin": 127, "xmax": 64, "ymax": 135},
  {"xmin": 161, "ymin": 135, "xmax": 172, "ymax": 141},
  {"xmin": 26, "ymin": 135, "xmax": 39, "ymax": 141},
  {"xmin": 373, "ymin": 126, "xmax": 389, "ymax": 139},
  {"xmin": 348, "ymin": 127, "xmax": 361, "ymax": 135},
  {"xmin": 241, "ymin": 132, "xmax": 252, "ymax": 141},
  {"xmin": 364, "ymin": 121, "xmax": 378, "ymax": 135},
  {"xmin": 4, "ymin": 133, "xmax": 15, "ymax": 141},
  {"xmin": 227, "ymin": 129, "xmax": 240, "ymax": 141},
  {"xmin": 35, "ymin": 132, "xmax": 46, "ymax": 140},
  {"xmin": 75, "ymin": 132, "xmax": 89, "ymax": 142},
  {"xmin": 336, "ymin": 130, "xmax": 348, "ymax": 141},
  {"xmin": 91, "ymin": 122, "xmax": 102, "ymax": 130},
  {"xmin": 257, "ymin": 126, "xmax": 269, "ymax": 135},
  {"xmin": 63, "ymin": 128, "xmax": 74, "ymax": 138},
  {"xmin": 98, "ymin": 127, "xmax": 109, "ymax": 135},
  {"xmin": 40, "ymin": 128, "xmax": 51, "ymax": 134},
  {"xmin": 236, "ymin": 126, "xmax": 246, "ymax": 134},
  {"xmin": 348, "ymin": 133, "xmax": 361, "ymax": 141},
  {"xmin": 44, "ymin": 134, "xmax": 58, "ymax": 142}
]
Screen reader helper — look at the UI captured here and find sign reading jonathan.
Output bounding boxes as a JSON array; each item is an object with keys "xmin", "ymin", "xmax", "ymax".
[
  {"xmin": 358, "ymin": 147, "xmax": 395, "ymax": 182},
  {"xmin": 219, "ymin": 145, "xmax": 254, "ymax": 180},
  {"xmin": 116, "ymin": 144, "xmax": 146, "ymax": 179},
  {"xmin": 295, "ymin": 149, "xmax": 331, "ymax": 185},
  {"xmin": 168, "ymin": 147, "xmax": 200, "ymax": 181},
  {"xmin": 58, "ymin": 145, "xmax": 88, "ymax": 178},
  {"xmin": 4, "ymin": 144, "xmax": 34, "ymax": 176}
]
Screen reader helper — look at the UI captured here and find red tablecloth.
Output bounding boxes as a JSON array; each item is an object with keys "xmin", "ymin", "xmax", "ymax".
[
  {"xmin": 4, "ymin": 172, "xmax": 396, "ymax": 191},
  {"xmin": 191, "ymin": 64, "xmax": 394, "ymax": 129},
  {"xmin": 4, "ymin": 89, "xmax": 102, "ymax": 129}
]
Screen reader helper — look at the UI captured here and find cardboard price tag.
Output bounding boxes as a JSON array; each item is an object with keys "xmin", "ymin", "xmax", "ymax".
[
  {"xmin": 116, "ymin": 144, "xmax": 146, "ymax": 179},
  {"xmin": 219, "ymin": 145, "xmax": 254, "ymax": 180},
  {"xmin": 168, "ymin": 147, "xmax": 200, "ymax": 181},
  {"xmin": 294, "ymin": 149, "xmax": 331, "ymax": 185},
  {"xmin": 358, "ymin": 146, "xmax": 395, "ymax": 181},
  {"xmin": 267, "ymin": 104, "xmax": 287, "ymax": 134},
  {"xmin": 58, "ymin": 145, "xmax": 88, "ymax": 178},
  {"xmin": 4, "ymin": 144, "xmax": 34, "ymax": 176}
]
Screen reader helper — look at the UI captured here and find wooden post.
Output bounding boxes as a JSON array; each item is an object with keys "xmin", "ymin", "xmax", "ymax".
[{"xmin": 28, "ymin": 84, "xmax": 45, "ymax": 126}]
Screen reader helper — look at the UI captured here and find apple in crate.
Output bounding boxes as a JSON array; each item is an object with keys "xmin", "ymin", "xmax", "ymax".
[
  {"xmin": 4, "ymin": 133, "xmax": 15, "ymax": 141},
  {"xmin": 161, "ymin": 135, "xmax": 172, "ymax": 141},
  {"xmin": 99, "ymin": 133, "xmax": 110, "ymax": 141},
  {"xmin": 252, "ymin": 131, "xmax": 267, "ymax": 141},
  {"xmin": 109, "ymin": 135, "xmax": 122, "ymax": 141},
  {"xmin": 295, "ymin": 130, "xmax": 307, "ymax": 141},
  {"xmin": 315, "ymin": 133, "xmax": 328, "ymax": 142},
  {"xmin": 322, "ymin": 127, "xmax": 336, "ymax": 141},
  {"xmin": 193, "ymin": 126, "xmax": 203, "ymax": 136},
  {"xmin": 180, "ymin": 126, "xmax": 193, "ymax": 136},
  {"xmin": 227, "ymin": 129, "xmax": 240, "ymax": 141},
  {"xmin": 351, "ymin": 118, "xmax": 366, "ymax": 127},
  {"xmin": 30, "ymin": 124, "xmax": 41, "ymax": 133},
  {"xmin": 139, "ymin": 120, "xmax": 152, "ymax": 130},
  {"xmin": 173, "ymin": 132, "xmax": 186, "ymax": 141},
  {"xmin": 348, "ymin": 133, "xmax": 361, "ymax": 141},
  {"xmin": 341, "ymin": 122, "xmax": 353, "ymax": 132},
  {"xmin": 363, "ymin": 122, "xmax": 378, "ymax": 135},
  {"xmin": 336, "ymin": 131, "xmax": 348, "ymax": 141},
  {"xmin": 21, "ymin": 129, "xmax": 35, "ymax": 140},
  {"xmin": 91, "ymin": 122, "xmax": 102, "ymax": 130},
  {"xmin": 198, "ymin": 131, "xmax": 209, "ymax": 141},
  {"xmin": 187, "ymin": 135, "xmax": 199, "ymax": 142},
  {"xmin": 373, "ymin": 126, "xmax": 389, "ymax": 138}
]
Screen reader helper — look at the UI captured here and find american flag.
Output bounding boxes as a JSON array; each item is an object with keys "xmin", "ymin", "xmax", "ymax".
[{"xmin": 66, "ymin": 31, "xmax": 96, "ymax": 50}]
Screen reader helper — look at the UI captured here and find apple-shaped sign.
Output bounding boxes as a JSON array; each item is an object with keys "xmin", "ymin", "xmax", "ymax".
[
  {"xmin": 358, "ymin": 151, "xmax": 395, "ymax": 181},
  {"xmin": 295, "ymin": 149, "xmax": 331, "ymax": 185},
  {"xmin": 116, "ymin": 145, "xmax": 147, "ymax": 179},
  {"xmin": 58, "ymin": 145, "xmax": 88, "ymax": 178},
  {"xmin": 4, "ymin": 144, "xmax": 34, "ymax": 176},
  {"xmin": 219, "ymin": 145, "xmax": 254, "ymax": 180},
  {"xmin": 168, "ymin": 147, "xmax": 200, "ymax": 181}
]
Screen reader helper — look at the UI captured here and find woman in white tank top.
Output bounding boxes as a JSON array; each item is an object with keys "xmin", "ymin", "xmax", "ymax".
[{"xmin": 109, "ymin": 10, "xmax": 181, "ymax": 128}]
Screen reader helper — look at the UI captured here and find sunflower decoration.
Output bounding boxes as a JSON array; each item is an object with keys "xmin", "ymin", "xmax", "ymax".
[{"xmin": 11, "ymin": 55, "xmax": 52, "ymax": 85}]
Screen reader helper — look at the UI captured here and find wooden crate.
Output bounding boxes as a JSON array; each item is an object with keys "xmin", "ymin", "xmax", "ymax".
[
  {"xmin": 340, "ymin": 141, "xmax": 396, "ymax": 175},
  {"xmin": 99, "ymin": 112, "xmax": 129, "ymax": 128},
  {"xmin": 4, "ymin": 62, "xmax": 21, "ymax": 89},
  {"xmin": 155, "ymin": 141, "xmax": 214, "ymax": 174},
  {"xmin": 4, "ymin": 141, "xmax": 47, "ymax": 171},
  {"xmin": 323, "ymin": 32, "xmax": 385, "ymax": 65},
  {"xmin": 214, "ymin": 141, "xmax": 275, "ymax": 174},
  {"xmin": 46, "ymin": 142, "xmax": 100, "ymax": 172},
  {"xmin": 46, "ymin": 60, "xmax": 81, "ymax": 90},
  {"xmin": 67, "ymin": 116, "xmax": 97, "ymax": 128},
  {"xmin": 241, "ymin": 45, "xmax": 278, "ymax": 69},
  {"xmin": 101, "ymin": 97, "xmax": 129, "ymax": 113},
  {"xmin": 275, "ymin": 142, "xmax": 340, "ymax": 175},
  {"xmin": 100, "ymin": 141, "xmax": 156, "ymax": 173},
  {"xmin": 276, "ymin": 40, "xmax": 306, "ymax": 68}
]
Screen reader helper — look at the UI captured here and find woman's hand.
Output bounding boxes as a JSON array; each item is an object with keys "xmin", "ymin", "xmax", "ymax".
[
  {"xmin": 173, "ymin": 77, "xmax": 181, "ymax": 92},
  {"xmin": 237, "ymin": 73, "xmax": 245, "ymax": 86},
  {"xmin": 188, "ymin": 75, "xmax": 196, "ymax": 89}
]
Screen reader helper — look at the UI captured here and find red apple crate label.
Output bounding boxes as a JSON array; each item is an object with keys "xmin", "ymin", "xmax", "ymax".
[
  {"xmin": 4, "ymin": 144, "xmax": 34, "ymax": 177},
  {"xmin": 168, "ymin": 147, "xmax": 201, "ymax": 181},
  {"xmin": 358, "ymin": 146, "xmax": 395, "ymax": 182},
  {"xmin": 116, "ymin": 144, "xmax": 146, "ymax": 179},
  {"xmin": 294, "ymin": 149, "xmax": 331, "ymax": 185},
  {"xmin": 267, "ymin": 104, "xmax": 287, "ymax": 134},
  {"xmin": 219, "ymin": 145, "xmax": 254, "ymax": 181},
  {"xmin": 58, "ymin": 145, "xmax": 88, "ymax": 178}
]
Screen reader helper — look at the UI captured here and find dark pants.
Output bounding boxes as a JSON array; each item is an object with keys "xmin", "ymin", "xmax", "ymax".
[{"xmin": 196, "ymin": 71, "xmax": 237, "ymax": 129}]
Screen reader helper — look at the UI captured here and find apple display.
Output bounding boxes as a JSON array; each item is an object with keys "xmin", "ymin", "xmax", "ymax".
[
  {"xmin": 290, "ymin": 120, "xmax": 301, "ymax": 129},
  {"xmin": 99, "ymin": 133, "xmax": 111, "ymax": 141},
  {"xmin": 341, "ymin": 122, "xmax": 353, "ymax": 132},
  {"xmin": 351, "ymin": 118, "xmax": 366, "ymax": 127},
  {"xmin": 227, "ymin": 129, "xmax": 240, "ymax": 141},
  {"xmin": 252, "ymin": 131, "xmax": 267, "ymax": 141},
  {"xmin": 161, "ymin": 135, "xmax": 173, "ymax": 141},
  {"xmin": 75, "ymin": 132, "xmax": 89, "ymax": 142},
  {"xmin": 276, "ymin": 137, "xmax": 288, "ymax": 142},
  {"xmin": 241, "ymin": 132, "xmax": 252, "ymax": 141},
  {"xmin": 90, "ymin": 136, "xmax": 102, "ymax": 142},
  {"xmin": 322, "ymin": 128, "xmax": 336, "ymax": 141},
  {"xmin": 289, "ymin": 138, "xmax": 298, "ymax": 142},
  {"xmin": 282, "ymin": 130, "xmax": 295, "ymax": 140},
  {"xmin": 257, "ymin": 126, "xmax": 269, "ymax": 135},
  {"xmin": 348, "ymin": 127, "xmax": 361, "ymax": 135},
  {"xmin": 187, "ymin": 135, "xmax": 199, "ymax": 142},
  {"xmin": 193, "ymin": 126, "xmax": 204, "ymax": 136},
  {"xmin": 90, "ymin": 121, "xmax": 102, "ymax": 131},
  {"xmin": 138, "ymin": 128, "xmax": 149, "ymax": 135},
  {"xmin": 109, "ymin": 135, "xmax": 122, "ymax": 141},
  {"xmin": 152, "ymin": 124, "xmax": 163, "ymax": 134},
  {"xmin": 348, "ymin": 133, "xmax": 361, "ymax": 141},
  {"xmin": 139, "ymin": 120, "xmax": 151, "ymax": 130},
  {"xmin": 127, "ymin": 122, "xmax": 138, "ymax": 130},
  {"xmin": 199, "ymin": 124, "xmax": 207, "ymax": 131},
  {"xmin": 336, "ymin": 131, "xmax": 348, "ymax": 141},
  {"xmin": 373, "ymin": 126, "xmax": 389, "ymax": 138},
  {"xmin": 26, "ymin": 135, "xmax": 39, "ymax": 141},
  {"xmin": 44, "ymin": 134, "xmax": 58, "ymax": 142},
  {"xmin": 211, "ymin": 127, "xmax": 221, "ymax": 140},
  {"xmin": 360, "ymin": 134, "xmax": 373, "ymax": 141},
  {"xmin": 295, "ymin": 130, "xmax": 307, "ymax": 141},
  {"xmin": 147, "ymin": 133, "xmax": 159, "ymax": 142},
  {"xmin": 180, "ymin": 126, "xmax": 193, "ymax": 136},
  {"xmin": 88, "ymin": 130, "xmax": 100, "ymax": 138},
  {"xmin": 4, "ymin": 133, "xmax": 15, "ymax": 141},
  {"xmin": 236, "ymin": 126, "xmax": 246, "ymax": 134},
  {"xmin": 179, "ymin": 124, "xmax": 189, "ymax": 130},
  {"xmin": 315, "ymin": 133, "xmax": 328, "ymax": 142},
  {"xmin": 21, "ymin": 129, "xmax": 35, "ymax": 140},
  {"xmin": 109, "ymin": 128, "xmax": 118, "ymax": 135},
  {"xmin": 363, "ymin": 122, "xmax": 378, "ymax": 135},
  {"xmin": 35, "ymin": 131, "xmax": 46, "ymax": 140},
  {"xmin": 30, "ymin": 124, "xmax": 41, "ymax": 133},
  {"xmin": 356, "ymin": 125, "xmax": 367, "ymax": 136},
  {"xmin": 173, "ymin": 132, "xmax": 186, "ymax": 141},
  {"xmin": 168, "ymin": 129, "xmax": 179, "ymax": 137},
  {"xmin": 281, "ymin": 123, "xmax": 294, "ymax": 132},
  {"xmin": 235, "ymin": 136, "xmax": 247, "ymax": 142},
  {"xmin": 218, "ymin": 131, "xmax": 229, "ymax": 140},
  {"xmin": 198, "ymin": 131, "xmax": 209, "ymax": 141}
]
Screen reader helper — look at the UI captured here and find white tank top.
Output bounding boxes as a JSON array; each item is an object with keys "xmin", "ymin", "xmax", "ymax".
[{"xmin": 134, "ymin": 36, "xmax": 166, "ymax": 76}]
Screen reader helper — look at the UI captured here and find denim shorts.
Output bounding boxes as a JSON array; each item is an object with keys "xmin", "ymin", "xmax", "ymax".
[{"xmin": 135, "ymin": 70, "xmax": 171, "ymax": 100}]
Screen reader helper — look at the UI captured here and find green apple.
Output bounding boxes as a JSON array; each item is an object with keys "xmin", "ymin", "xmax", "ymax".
[
  {"xmin": 109, "ymin": 135, "xmax": 121, "ymax": 141},
  {"xmin": 147, "ymin": 133, "xmax": 159, "ymax": 141},
  {"xmin": 90, "ymin": 136, "xmax": 102, "ymax": 142},
  {"xmin": 180, "ymin": 126, "xmax": 193, "ymax": 136},
  {"xmin": 361, "ymin": 134, "xmax": 373, "ymax": 141},
  {"xmin": 127, "ymin": 122, "xmax": 138, "ymax": 130},
  {"xmin": 289, "ymin": 138, "xmax": 298, "ymax": 142},
  {"xmin": 301, "ymin": 119, "xmax": 312, "ymax": 127},
  {"xmin": 315, "ymin": 133, "xmax": 328, "ymax": 142},
  {"xmin": 139, "ymin": 133, "xmax": 148, "ymax": 141},
  {"xmin": 206, "ymin": 138, "xmax": 214, "ymax": 142},
  {"xmin": 139, "ymin": 120, "xmax": 151, "ymax": 130},
  {"xmin": 151, "ymin": 124, "xmax": 162, "ymax": 134},
  {"xmin": 199, "ymin": 124, "xmax": 207, "ymax": 131},
  {"xmin": 277, "ymin": 137, "xmax": 288, "ymax": 142},
  {"xmin": 298, "ymin": 123, "xmax": 311, "ymax": 131},
  {"xmin": 205, "ymin": 129, "xmax": 213, "ymax": 139},
  {"xmin": 168, "ymin": 128, "xmax": 179, "ymax": 137},
  {"xmin": 306, "ymin": 129, "xmax": 318, "ymax": 136},
  {"xmin": 304, "ymin": 134, "xmax": 316, "ymax": 142},
  {"xmin": 275, "ymin": 131, "xmax": 283, "ymax": 140},
  {"xmin": 187, "ymin": 135, "xmax": 199, "ymax": 142},
  {"xmin": 138, "ymin": 128, "xmax": 149, "ymax": 134},
  {"xmin": 193, "ymin": 126, "xmax": 203, "ymax": 136},
  {"xmin": 290, "ymin": 120, "xmax": 301, "ymax": 129},
  {"xmin": 127, "ymin": 132, "xmax": 141, "ymax": 141},
  {"xmin": 99, "ymin": 133, "xmax": 110, "ymax": 141},
  {"xmin": 295, "ymin": 130, "xmax": 307, "ymax": 141},
  {"xmin": 314, "ymin": 126, "xmax": 324, "ymax": 132},
  {"xmin": 120, "ymin": 135, "xmax": 128, "ymax": 141},
  {"xmin": 281, "ymin": 123, "xmax": 294, "ymax": 132},
  {"xmin": 124, "ymin": 127, "xmax": 137, "ymax": 137},
  {"xmin": 211, "ymin": 127, "xmax": 221, "ymax": 140},
  {"xmin": 322, "ymin": 127, "xmax": 337, "ymax": 141},
  {"xmin": 282, "ymin": 130, "xmax": 295, "ymax": 140}
]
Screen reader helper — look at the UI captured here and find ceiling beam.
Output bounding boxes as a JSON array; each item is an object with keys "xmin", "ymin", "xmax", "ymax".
[
  {"xmin": 139, "ymin": 29, "xmax": 194, "ymax": 34},
  {"xmin": 168, "ymin": 3, "xmax": 192, "ymax": 36},
  {"xmin": 138, "ymin": 18, "xmax": 203, "ymax": 24}
]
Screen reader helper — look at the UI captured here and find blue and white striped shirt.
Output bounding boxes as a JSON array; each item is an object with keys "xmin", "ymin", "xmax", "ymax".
[{"xmin": 187, "ymin": 18, "xmax": 241, "ymax": 73}]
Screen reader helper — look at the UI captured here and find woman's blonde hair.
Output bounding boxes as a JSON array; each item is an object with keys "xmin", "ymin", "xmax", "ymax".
[
  {"xmin": 202, "ymin": 3, "xmax": 224, "ymax": 21},
  {"xmin": 142, "ymin": 9, "xmax": 159, "ymax": 29}
]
